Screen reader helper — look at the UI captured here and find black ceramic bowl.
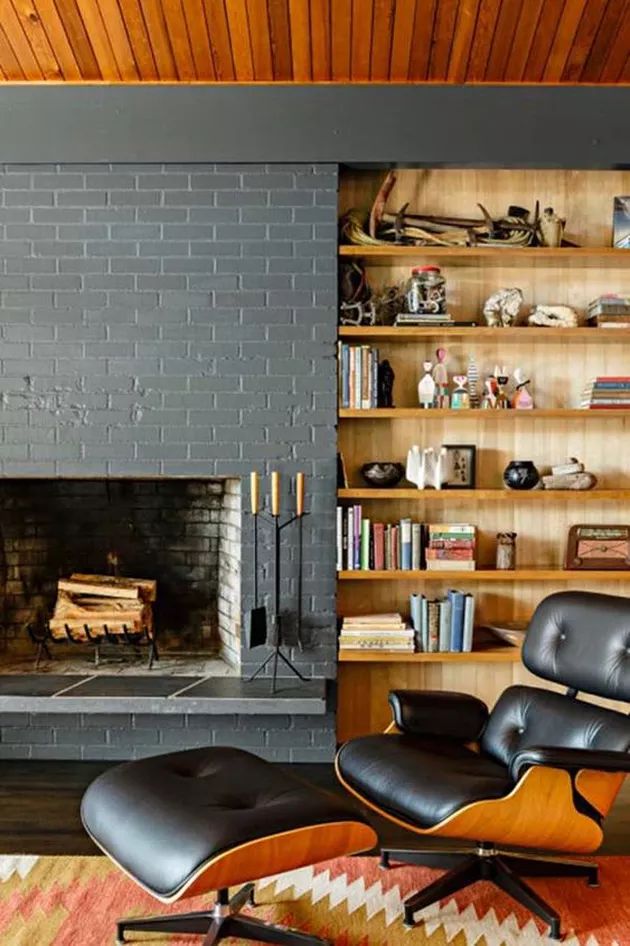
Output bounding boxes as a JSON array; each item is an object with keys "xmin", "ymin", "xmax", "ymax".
[{"xmin": 360, "ymin": 462, "xmax": 405, "ymax": 489}]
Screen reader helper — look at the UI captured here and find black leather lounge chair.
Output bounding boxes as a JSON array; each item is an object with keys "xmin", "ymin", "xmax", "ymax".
[
  {"xmin": 336, "ymin": 590, "xmax": 630, "ymax": 940},
  {"xmin": 82, "ymin": 746, "xmax": 377, "ymax": 945}
]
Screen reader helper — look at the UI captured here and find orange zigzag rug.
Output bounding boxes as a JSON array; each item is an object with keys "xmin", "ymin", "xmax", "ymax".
[{"xmin": 0, "ymin": 854, "xmax": 629, "ymax": 945}]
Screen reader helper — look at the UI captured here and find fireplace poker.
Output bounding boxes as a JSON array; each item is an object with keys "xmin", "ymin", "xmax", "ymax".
[{"xmin": 247, "ymin": 472, "xmax": 267, "ymax": 648}]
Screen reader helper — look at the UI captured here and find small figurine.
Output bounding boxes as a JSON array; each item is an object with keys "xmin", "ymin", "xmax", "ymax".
[
  {"xmin": 528, "ymin": 304, "xmax": 578, "ymax": 328},
  {"xmin": 377, "ymin": 359, "xmax": 395, "ymax": 408},
  {"xmin": 467, "ymin": 353, "xmax": 480, "ymax": 408},
  {"xmin": 451, "ymin": 375, "xmax": 470, "ymax": 409},
  {"xmin": 483, "ymin": 288, "xmax": 523, "ymax": 327},
  {"xmin": 406, "ymin": 444, "xmax": 425, "ymax": 490},
  {"xmin": 496, "ymin": 532, "xmax": 517, "ymax": 570},
  {"xmin": 481, "ymin": 376, "xmax": 498, "ymax": 409},
  {"xmin": 539, "ymin": 207, "xmax": 565, "ymax": 248},
  {"xmin": 432, "ymin": 348, "xmax": 449, "ymax": 408},
  {"xmin": 495, "ymin": 365, "xmax": 511, "ymax": 409},
  {"xmin": 511, "ymin": 367, "xmax": 534, "ymax": 409},
  {"xmin": 418, "ymin": 361, "xmax": 436, "ymax": 408}
]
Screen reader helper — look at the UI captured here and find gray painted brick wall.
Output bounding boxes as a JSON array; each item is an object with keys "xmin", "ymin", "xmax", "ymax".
[{"xmin": 0, "ymin": 163, "xmax": 339, "ymax": 761}]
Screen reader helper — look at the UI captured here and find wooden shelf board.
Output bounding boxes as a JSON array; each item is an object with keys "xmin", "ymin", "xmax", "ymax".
[
  {"xmin": 339, "ymin": 408, "xmax": 630, "ymax": 419},
  {"xmin": 338, "ymin": 569, "xmax": 630, "ymax": 581},
  {"xmin": 338, "ymin": 326, "xmax": 630, "ymax": 343},
  {"xmin": 338, "ymin": 488, "xmax": 630, "ymax": 501},
  {"xmin": 338, "ymin": 647, "xmax": 521, "ymax": 664},
  {"xmin": 339, "ymin": 245, "xmax": 630, "ymax": 267}
]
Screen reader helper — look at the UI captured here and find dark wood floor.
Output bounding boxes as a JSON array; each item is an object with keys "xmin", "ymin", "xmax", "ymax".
[{"xmin": 0, "ymin": 761, "xmax": 629, "ymax": 857}]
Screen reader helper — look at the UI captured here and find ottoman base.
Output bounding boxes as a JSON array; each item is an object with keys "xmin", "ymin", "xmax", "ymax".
[{"xmin": 117, "ymin": 883, "xmax": 331, "ymax": 946}]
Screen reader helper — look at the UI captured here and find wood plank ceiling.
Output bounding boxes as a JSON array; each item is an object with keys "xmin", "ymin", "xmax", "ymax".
[{"xmin": 0, "ymin": 0, "xmax": 627, "ymax": 83}]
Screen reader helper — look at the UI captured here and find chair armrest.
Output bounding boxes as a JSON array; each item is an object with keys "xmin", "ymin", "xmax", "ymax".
[
  {"xmin": 388, "ymin": 689, "xmax": 489, "ymax": 741},
  {"xmin": 510, "ymin": 746, "xmax": 630, "ymax": 783}
]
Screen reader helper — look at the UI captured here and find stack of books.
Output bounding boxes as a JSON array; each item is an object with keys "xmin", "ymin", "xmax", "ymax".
[
  {"xmin": 338, "ymin": 613, "xmax": 415, "ymax": 652},
  {"xmin": 338, "ymin": 343, "xmax": 379, "ymax": 409},
  {"xmin": 581, "ymin": 376, "xmax": 630, "ymax": 410},
  {"xmin": 586, "ymin": 295, "xmax": 630, "ymax": 328},
  {"xmin": 395, "ymin": 312, "xmax": 455, "ymax": 327},
  {"xmin": 336, "ymin": 506, "xmax": 423, "ymax": 571},
  {"xmin": 425, "ymin": 523, "xmax": 476, "ymax": 571},
  {"xmin": 410, "ymin": 592, "xmax": 475, "ymax": 652}
]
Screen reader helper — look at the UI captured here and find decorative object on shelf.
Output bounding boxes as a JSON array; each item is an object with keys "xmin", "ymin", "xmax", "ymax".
[
  {"xmin": 495, "ymin": 366, "xmax": 511, "ymax": 409},
  {"xmin": 360, "ymin": 462, "xmax": 405, "ymax": 489},
  {"xmin": 565, "ymin": 524, "xmax": 630, "ymax": 570},
  {"xmin": 467, "ymin": 354, "xmax": 480, "ymax": 408},
  {"xmin": 483, "ymin": 620, "xmax": 528, "ymax": 647},
  {"xmin": 441, "ymin": 444, "xmax": 477, "ymax": 489},
  {"xmin": 377, "ymin": 359, "xmax": 395, "ymax": 407},
  {"xmin": 539, "ymin": 207, "xmax": 565, "ymax": 247},
  {"xmin": 483, "ymin": 287, "xmax": 523, "ymax": 327},
  {"xmin": 432, "ymin": 347, "xmax": 449, "ymax": 407},
  {"xmin": 587, "ymin": 294, "xmax": 630, "ymax": 327},
  {"xmin": 406, "ymin": 266, "xmax": 447, "ymax": 314},
  {"xmin": 371, "ymin": 283, "xmax": 405, "ymax": 325},
  {"xmin": 337, "ymin": 452, "xmax": 349, "ymax": 488},
  {"xmin": 481, "ymin": 377, "xmax": 497, "ymax": 409},
  {"xmin": 541, "ymin": 457, "xmax": 597, "ymax": 490},
  {"xmin": 339, "ymin": 261, "xmax": 377, "ymax": 326},
  {"xmin": 451, "ymin": 375, "xmax": 470, "ymax": 409},
  {"xmin": 496, "ymin": 531, "xmax": 517, "ymax": 570},
  {"xmin": 612, "ymin": 196, "xmax": 630, "ymax": 249},
  {"xmin": 418, "ymin": 360, "xmax": 436, "ymax": 408},
  {"xmin": 246, "ymin": 471, "xmax": 311, "ymax": 693},
  {"xmin": 405, "ymin": 445, "xmax": 444, "ymax": 490},
  {"xmin": 503, "ymin": 460, "xmax": 540, "ymax": 490},
  {"xmin": 528, "ymin": 304, "xmax": 578, "ymax": 328},
  {"xmin": 511, "ymin": 367, "xmax": 534, "ymax": 409}
]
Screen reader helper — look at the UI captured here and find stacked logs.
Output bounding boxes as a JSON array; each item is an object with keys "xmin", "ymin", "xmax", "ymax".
[{"xmin": 49, "ymin": 574, "xmax": 157, "ymax": 641}]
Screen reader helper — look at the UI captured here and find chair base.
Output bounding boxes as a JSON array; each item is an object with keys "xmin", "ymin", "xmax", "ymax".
[
  {"xmin": 381, "ymin": 845, "xmax": 599, "ymax": 941},
  {"xmin": 116, "ymin": 883, "xmax": 332, "ymax": 946}
]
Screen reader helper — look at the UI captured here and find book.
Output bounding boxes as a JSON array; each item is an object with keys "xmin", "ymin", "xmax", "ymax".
[
  {"xmin": 449, "ymin": 590, "xmax": 466, "ymax": 652},
  {"xmin": 411, "ymin": 523, "xmax": 422, "ymax": 570},
  {"xmin": 373, "ymin": 522, "xmax": 385, "ymax": 571},
  {"xmin": 462, "ymin": 595, "xmax": 475, "ymax": 652},
  {"xmin": 346, "ymin": 506, "xmax": 354, "ymax": 571},
  {"xmin": 336, "ymin": 506, "xmax": 343, "ymax": 572},
  {"xmin": 400, "ymin": 518, "xmax": 412, "ymax": 570},
  {"xmin": 360, "ymin": 517, "xmax": 370, "ymax": 570},
  {"xmin": 426, "ymin": 559, "xmax": 476, "ymax": 571},
  {"xmin": 427, "ymin": 600, "xmax": 440, "ymax": 652},
  {"xmin": 438, "ymin": 598, "xmax": 452, "ymax": 651}
]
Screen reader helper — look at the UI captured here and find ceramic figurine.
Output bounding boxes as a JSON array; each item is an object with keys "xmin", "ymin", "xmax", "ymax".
[
  {"xmin": 496, "ymin": 532, "xmax": 517, "ymax": 570},
  {"xmin": 528, "ymin": 304, "xmax": 578, "ymax": 328},
  {"xmin": 511, "ymin": 367, "xmax": 534, "ymax": 409},
  {"xmin": 481, "ymin": 377, "xmax": 498, "ymax": 409},
  {"xmin": 483, "ymin": 288, "xmax": 523, "ymax": 327},
  {"xmin": 418, "ymin": 361, "xmax": 436, "ymax": 408},
  {"xmin": 377, "ymin": 359, "xmax": 395, "ymax": 408},
  {"xmin": 432, "ymin": 347, "xmax": 450, "ymax": 408},
  {"xmin": 406, "ymin": 444, "xmax": 425, "ymax": 490},
  {"xmin": 503, "ymin": 460, "xmax": 540, "ymax": 490},
  {"xmin": 539, "ymin": 207, "xmax": 565, "ymax": 248},
  {"xmin": 495, "ymin": 365, "xmax": 511, "ymax": 409},
  {"xmin": 451, "ymin": 375, "xmax": 470, "ymax": 409},
  {"xmin": 467, "ymin": 353, "xmax": 479, "ymax": 408}
]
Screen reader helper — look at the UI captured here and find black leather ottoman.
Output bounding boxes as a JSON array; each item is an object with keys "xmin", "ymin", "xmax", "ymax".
[{"xmin": 82, "ymin": 746, "xmax": 377, "ymax": 946}]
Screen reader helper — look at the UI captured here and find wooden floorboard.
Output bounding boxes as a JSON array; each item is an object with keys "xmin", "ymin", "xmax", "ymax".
[{"xmin": 0, "ymin": 761, "xmax": 628, "ymax": 856}]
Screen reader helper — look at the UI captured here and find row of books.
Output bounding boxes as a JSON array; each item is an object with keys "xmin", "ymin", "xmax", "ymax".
[
  {"xmin": 336, "ymin": 509, "xmax": 477, "ymax": 572},
  {"xmin": 339, "ymin": 613, "xmax": 414, "ymax": 652},
  {"xmin": 338, "ymin": 343, "xmax": 379, "ymax": 409},
  {"xmin": 581, "ymin": 376, "xmax": 630, "ymax": 409},
  {"xmin": 586, "ymin": 295, "xmax": 630, "ymax": 328},
  {"xmin": 411, "ymin": 591, "xmax": 475, "ymax": 652}
]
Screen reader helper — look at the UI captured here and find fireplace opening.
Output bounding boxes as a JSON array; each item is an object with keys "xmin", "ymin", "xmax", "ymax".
[{"xmin": 0, "ymin": 478, "xmax": 241, "ymax": 676}]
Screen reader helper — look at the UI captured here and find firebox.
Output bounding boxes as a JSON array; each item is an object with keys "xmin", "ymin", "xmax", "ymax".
[{"xmin": 0, "ymin": 478, "xmax": 241, "ymax": 673}]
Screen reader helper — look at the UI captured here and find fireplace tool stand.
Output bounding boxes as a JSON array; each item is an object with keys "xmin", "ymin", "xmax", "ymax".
[{"xmin": 246, "ymin": 474, "xmax": 309, "ymax": 694}]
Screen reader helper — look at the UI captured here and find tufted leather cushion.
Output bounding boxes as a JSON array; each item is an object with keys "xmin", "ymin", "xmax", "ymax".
[
  {"xmin": 523, "ymin": 591, "xmax": 630, "ymax": 701},
  {"xmin": 337, "ymin": 734, "xmax": 512, "ymax": 829},
  {"xmin": 81, "ymin": 747, "xmax": 370, "ymax": 900},
  {"xmin": 481, "ymin": 685, "xmax": 630, "ymax": 769},
  {"xmin": 389, "ymin": 690, "xmax": 489, "ymax": 741}
]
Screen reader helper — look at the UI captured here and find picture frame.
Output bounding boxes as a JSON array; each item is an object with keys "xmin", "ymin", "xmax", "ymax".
[
  {"xmin": 613, "ymin": 197, "xmax": 630, "ymax": 249},
  {"xmin": 441, "ymin": 444, "xmax": 477, "ymax": 490},
  {"xmin": 565, "ymin": 524, "xmax": 630, "ymax": 570}
]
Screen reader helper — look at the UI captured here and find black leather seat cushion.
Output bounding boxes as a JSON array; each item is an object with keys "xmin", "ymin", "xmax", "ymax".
[
  {"xmin": 81, "ymin": 747, "xmax": 366, "ymax": 900},
  {"xmin": 337, "ymin": 734, "xmax": 513, "ymax": 829}
]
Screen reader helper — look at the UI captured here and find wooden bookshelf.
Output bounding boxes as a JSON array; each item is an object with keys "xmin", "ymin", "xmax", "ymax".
[
  {"xmin": 336, "ymin": 166, "xmax": 630, "ymax": 741},
  {"xmin": 338, "ymin": 488, "xmax": 630, "ymax": 501}
]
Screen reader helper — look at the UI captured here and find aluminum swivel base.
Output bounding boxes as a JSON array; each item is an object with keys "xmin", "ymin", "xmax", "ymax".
[
  {"xmin": 117, "ymin": 884, "xmax": 332, "ymax": 946},
  {"xmin": 380, "ymin": 844, "xmax": 599, "ymax": 941}
]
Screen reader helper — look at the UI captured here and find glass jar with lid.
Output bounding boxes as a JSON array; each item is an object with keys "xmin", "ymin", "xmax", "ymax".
[{"xmin": 406, "ymin": 265, "xmax": 446, "ymax": 314}]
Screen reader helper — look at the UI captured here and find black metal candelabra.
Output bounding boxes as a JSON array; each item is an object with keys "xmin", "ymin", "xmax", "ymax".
[{"xmin": 246, "ymin": 472, "xmax": 309, "ymax": 693}]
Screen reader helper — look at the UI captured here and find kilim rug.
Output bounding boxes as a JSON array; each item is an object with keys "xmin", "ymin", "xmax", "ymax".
[{"xmin": 0, "ymin": 854, "xmax": 629, "ymax": 946}]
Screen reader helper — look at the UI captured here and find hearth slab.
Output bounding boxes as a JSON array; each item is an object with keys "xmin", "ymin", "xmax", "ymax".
[{"xmin": 0, "ymin": 675, "xmax": 327, "ymax": 715}]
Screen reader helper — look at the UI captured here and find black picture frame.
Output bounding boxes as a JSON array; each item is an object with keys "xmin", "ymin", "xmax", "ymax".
[{"xmin": 441, "ymin": 444, "xmax": 477, "ymax": 490}]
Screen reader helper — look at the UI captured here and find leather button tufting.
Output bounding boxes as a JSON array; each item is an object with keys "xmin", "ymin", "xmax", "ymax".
[{"xmin": 559, "ymin": 633, "xmax": 566, "ymax": 641}]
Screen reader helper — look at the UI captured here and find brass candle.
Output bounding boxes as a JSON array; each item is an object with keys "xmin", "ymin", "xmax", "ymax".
[
  {"xmin": 250, "ymin": 471, "xmax": 259, "ymax": 515},
  {"xmin": 296, "ymin": 472, "xmax": 305, "ymax": 516},
  {"xmin": 271, "ymin": 471, "xmax": 280, "ymax": 517}
]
